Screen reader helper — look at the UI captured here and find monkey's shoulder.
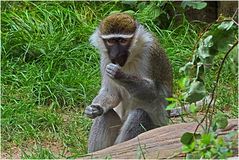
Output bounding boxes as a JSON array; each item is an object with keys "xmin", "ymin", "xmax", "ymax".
[{"xmin": 147, "ymin": 41, "xmax": 173, "ymax": 88}]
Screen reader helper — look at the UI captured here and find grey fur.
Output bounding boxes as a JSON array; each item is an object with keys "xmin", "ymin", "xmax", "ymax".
[
  {"xmin": 88, "ymin": 109, "xmax": 122, "ymax": 153},
  {"xmin": 114, "ymin": 108, "xmax": 156, "ymax": 144},
  {"xmin": 86, "ymin": 20, "xmax": 173, "ymax": 153}
]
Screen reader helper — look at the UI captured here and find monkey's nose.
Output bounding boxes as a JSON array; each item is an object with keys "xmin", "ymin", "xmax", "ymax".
[{"xmin": 111, "ymin": 59, "xmax": 116, "ymax": 64}]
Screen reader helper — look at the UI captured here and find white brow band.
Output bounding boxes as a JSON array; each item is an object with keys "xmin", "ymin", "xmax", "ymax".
[{"xmin": 101, "ymin": 34, "xmax": 134, "ymax": 39}]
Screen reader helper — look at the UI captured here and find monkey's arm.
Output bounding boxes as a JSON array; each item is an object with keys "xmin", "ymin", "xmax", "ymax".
[
  {"xmin": 106, "ymin": 63, "xmax": 157, "ymax": 101},
  {"xmin": 85, "ymin": 87, "xmax": 121, "ymax": 119}
]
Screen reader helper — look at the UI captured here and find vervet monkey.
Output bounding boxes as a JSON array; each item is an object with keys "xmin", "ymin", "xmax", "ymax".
[{"xmin": 85, "ymin": 13, "xmax": 173, "ymax": 153}]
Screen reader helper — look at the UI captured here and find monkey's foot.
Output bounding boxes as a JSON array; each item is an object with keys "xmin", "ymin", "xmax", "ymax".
[{"xmin": 85, "ymin": 105, "xmax": 104, "ymax": 119}]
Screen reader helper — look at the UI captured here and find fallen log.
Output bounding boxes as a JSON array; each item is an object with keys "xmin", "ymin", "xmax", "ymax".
[{"xmin": 82, "ymin": 119, "xmax": 238, "ymax": 159}]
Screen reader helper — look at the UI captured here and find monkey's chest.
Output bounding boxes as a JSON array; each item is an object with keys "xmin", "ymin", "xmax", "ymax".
[{"xmin": 116, "ymin": 87, "xmax": 148, "ymax": 118}]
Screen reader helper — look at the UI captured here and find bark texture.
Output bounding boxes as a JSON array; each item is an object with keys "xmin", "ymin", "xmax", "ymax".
[{"xmin": 82, "ymin": 119, "xmax": 238, "ymax": 159}]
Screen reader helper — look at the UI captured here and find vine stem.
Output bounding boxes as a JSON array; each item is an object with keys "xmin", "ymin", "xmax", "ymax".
[{"xmin": 194, "ymin": 40, "xmax": 238, "ymax": 134}]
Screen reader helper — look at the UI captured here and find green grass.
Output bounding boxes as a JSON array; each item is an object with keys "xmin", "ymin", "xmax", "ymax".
[
  {"xmin": 1, "ymin": 1, "xmax": 237, "ymax": 159},
  {"xmin": 1, "ymin": 1, "xmax": 119, "ymax": 158}
]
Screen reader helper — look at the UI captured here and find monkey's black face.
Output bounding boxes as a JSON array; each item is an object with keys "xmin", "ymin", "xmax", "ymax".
[{"xmin": 103, "ymin": 38, "xmax": 132, "ymax": 67}]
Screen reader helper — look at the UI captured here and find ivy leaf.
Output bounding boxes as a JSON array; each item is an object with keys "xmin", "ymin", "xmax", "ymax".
[
  {"xmin": 225, "ymin": 131, "xmax": 237, "ymax": 140},
  {"xmin": 137, "ymin": 3, "xmax": 162, "ymax": 22},
  {"xmin": 189, "ymin": 103, "xmax": 197, "ymax": 114},
  {"xmin": 182, "ymin": 141, "xmax": 196, "ymax": 154},
  {"xmin": 214, "ymin": 112, "xmax": 228, "ymax": 129},
  {"xmin": 123, "ymin": 10, "xmax": 136, "ymax": 16},
  {"xmin": 181, "ymin": 1, "xmax": 207, "ymax": 10},
  {"xmin": 147, "ymin": 4, "xmax": 161, "ymax": 21},
  {"xmin": 218, "ymin": 21, "xmax": 234, "ymax": 31},
  {"xmin": 196, "ymin": 63, "xmax": 204, "ymax": 81},
  {"xmin": 181, "ymin": 132, "xmax": 194, "ymax": 145},
  {"xmin": 137, "ymin": 2, "xmax": 147, "ymax": 11},
  {"xmin": 204, "ymin": 35, "xmax": 214, "ymax": 47},
  {"xmin": 178, "ymin": 76, "xmax": 189, "ymax": 90},
  {"xmin": 194, "ymin": 133, "xmax": 201, "ymax": 139},
  {"xmin": 211, "ymin": 21, "xmax": 236, "ymax": 52},
  {"xmin": 109, "ymin": 10, "xmax": 121, "ymax": 15},
  {"xmin": 185, "ymin": 80, "xmax": 207, "ymax": 103},
  {"xmin": 179, "ymin": 62, "xmax": 194, "ymax": 74},
  {"xmin": 121, "ymin": 0, "xmax": 137, "ymax": 6},
  {"xmin": 165, "ymin": 102, "xmax": 176, "ymax": 111},
  {"xmin": 201, "ymin": 133, "xmax": 213, "ymax": 145},
  {"xmin": 197, "ymin": 35, "xmax": 214, "ymax": 63},
  {"xmin": 165, "ymin": 97, "xmax": 178, "ymax": 102},
  {"xmin": 229, "ymin": 44, "xmax": 238, "ymax": 74}
]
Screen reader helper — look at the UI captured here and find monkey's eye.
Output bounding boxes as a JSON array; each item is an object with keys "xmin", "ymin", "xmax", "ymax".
[
  {"xmin": 119, "ymin": 38, "xmax": 129, "ymax": 45},
  {"xmin": 106, "ymin": 39, "xmax": 116, "ymax": 46}
]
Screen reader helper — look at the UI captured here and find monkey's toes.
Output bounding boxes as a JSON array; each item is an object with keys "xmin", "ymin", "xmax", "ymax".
[{"xmin": 84, "ymin": 105, "xmax": 104, "ymax": 119}]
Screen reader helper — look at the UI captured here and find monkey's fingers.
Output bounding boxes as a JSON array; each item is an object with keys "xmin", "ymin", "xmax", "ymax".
[
  {"xmin": 84, "ymin": 105, "xmax": 104, "ymax": 119},
  {"xmin": 106, "ymin": 63, "xmax": 122, "ymax": 79},
  {"xmin": 106, "ymin": 68, "xmax": 115, "ymax": 78},
  {"xmin": 107, "ymin": 63, "xmax": 121, "ymax": 70}
]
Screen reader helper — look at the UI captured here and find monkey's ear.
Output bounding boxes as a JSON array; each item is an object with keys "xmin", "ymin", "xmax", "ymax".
[
  {"xmin": 89, "ymin": 28, "xmax": 107, "ymax": 53},
  {"xmin": 129, "ymin": 24, "xmax": 153, "ymax": 53},
  {"xmin": 89, "ymin": 28, "xmax": 102, "ymax": 49}
]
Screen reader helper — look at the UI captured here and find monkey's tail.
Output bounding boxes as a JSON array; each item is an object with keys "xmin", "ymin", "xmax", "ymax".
[{"xmin": 169, "ymin": 94, "xmax": 213, "ymax": 117}]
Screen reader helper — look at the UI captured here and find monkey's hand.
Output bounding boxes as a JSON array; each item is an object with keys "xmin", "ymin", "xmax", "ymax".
[
  {"xmin": 84, "ymin": 104, "xmax": 104, "ymax": 119},
  {"xmin": 106, "ymin": 63, "xmax": 124, "ymax": 79}
]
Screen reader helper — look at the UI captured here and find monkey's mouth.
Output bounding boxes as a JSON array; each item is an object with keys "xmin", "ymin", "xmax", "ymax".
[{"xmin": 111, "ymin": 55, "xmax": 128, "ymax": 67}]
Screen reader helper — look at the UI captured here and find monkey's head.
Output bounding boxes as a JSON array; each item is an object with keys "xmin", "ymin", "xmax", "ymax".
[
  {"xmin": 90, "ymin": 13, "xmax": 153, "ymax": 67},
  {"xmin": 99, "ymin": 13, "xmax": 137, "ymax": 66},
  {"xmin": 90, "ymin": 13, "xmax": 137, "ymax": 67},
  {"xmin": 99, "ymin": 13, "xmax": 137, "ymax": 67}
]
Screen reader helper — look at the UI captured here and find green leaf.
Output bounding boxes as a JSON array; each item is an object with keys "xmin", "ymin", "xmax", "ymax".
[
  {"xmin": 194, "ymin": 133, "xmax": 201, "ymax": 139},
  {"xmin": 197, "ymin": 35, "xmax": 214, "ymax": 63},
  {"xmin": 196, "ymin": 21, "xmax": 236, "ymax": 64},
  {"xmin": 137, "ymin": 2, "xmax": 147, "ymax": 11},
  {"xmin": 181, "ymin": 132, "xmax": 194, "ymax": 145},
  {"xmin": 218, "ymin": 21, "xmax": 234, "ymax": 31},
  {"xmin": 225, "ymin": 131, "xmax": 237, "ymax": 140},
  {"xmin": 210, "ymin": 22, "xmax": 236, "ymax": 52},
  {"xmin": 189, "ymin": 103, "xmax": 197, "ymax": 114},
  {"xmin": 186, "ymin": 152, "xmax": 200, "ymax": 159},
  {"xmin": 179, "ymin": 62, "xmax": 194, "ymax": 75},
  {"xmin": 214, "ymin": 112, "xmax": 228, "ymax": 129},
  {"xmin": 165, "ymin": 97, "xmax": 178, "ymax": 102},
  {"xmin": 181, "ymin": 1, "xmax": 207, "ymax": 10},
  {"xmin": 203, "ymin": 35, "xmax": 214, "ymax": 47},
  {"xmin": 178, "ymin": 77, "xmax": 189, "ymax": 90},
  {"xmin": 123, "ymin": 10, "xmax": 136, "ymax": 16},
  {"xmin": 182, "ymin": 141, "xmax": 195, "ymax": 153},
  {"xmin": 136, "ymin": 3, "xmax": 162, "ymax": 22},
  {"xmin": 109, "ymin": 10, "xmax": 121, "ymax": 15},
  {"xmin": 228, "ymin": 45, "xmax": 238, "ymax": 74},
  {"xmin": 165, "ymin": 102, "xmax": 176, "ymax": 111},
  {"xmin": 185, "ymin": 80, "xmax": 207, "ymax": 103},
  {"xmin": 205, "ymin": 151, "xmax": 212, "ymax": 158},
  {"xmin": 182, "ymin": 145, "xmax": 191, "ymax": 153},
  {"xmin": 201, "ymin": 133, "xmax": 213, "ymax": 145},
  {"xmin": 196, "ymin": 63, "xmax": 204, "ymax": 81},
  {"xmin": 121, "ymin": 0, "xmax": 137, "ymax": 6},
  {"xmin": 217, "ymin": 136, "xmax": 225, "ymax": 145}
]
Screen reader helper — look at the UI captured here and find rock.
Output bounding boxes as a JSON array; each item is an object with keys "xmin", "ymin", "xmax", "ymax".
[{"xmin": 83, "ymin": 119, "xmax": 238, "ymax": 159}]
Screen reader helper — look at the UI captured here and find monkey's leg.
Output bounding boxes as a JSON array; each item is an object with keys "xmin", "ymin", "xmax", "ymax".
[
  {"xmin": 114, "ymin": 108, "xmax": 156, "ymax": 144},
  {"xmin": 88, "ymin": 109, "xmax": 122, "ymax": 153}
]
